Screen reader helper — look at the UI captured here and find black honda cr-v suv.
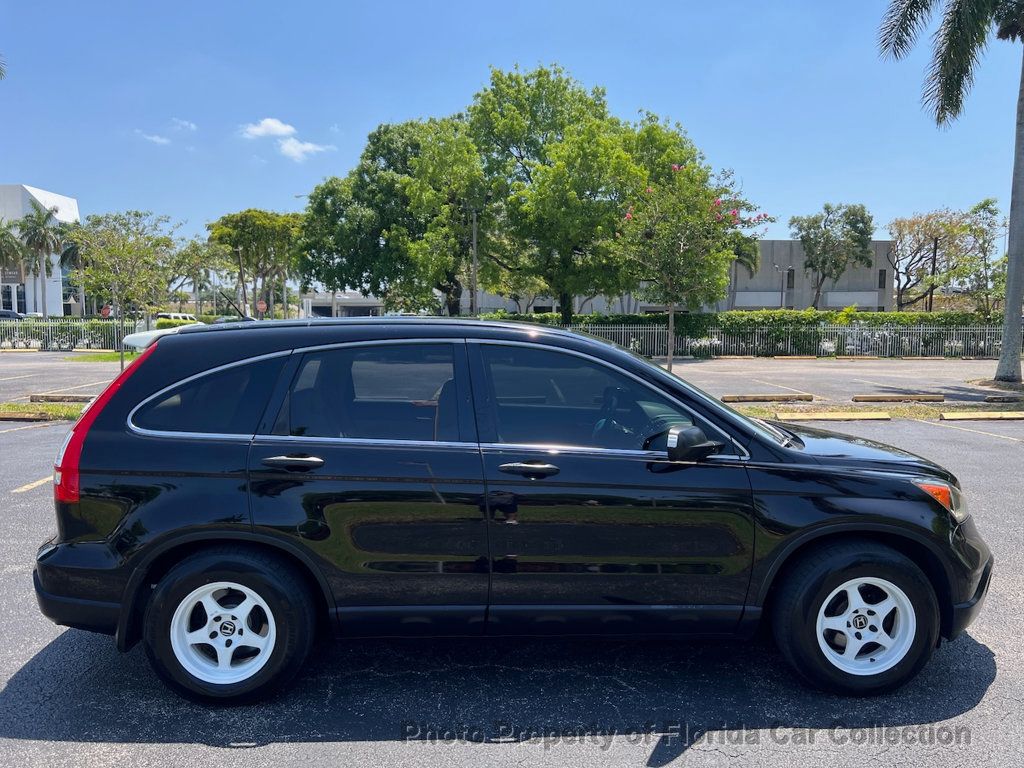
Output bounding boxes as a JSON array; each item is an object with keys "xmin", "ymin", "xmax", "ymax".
[{"xmin": 34, "ymin": 319, "xmax": 992, "ymax": 702}]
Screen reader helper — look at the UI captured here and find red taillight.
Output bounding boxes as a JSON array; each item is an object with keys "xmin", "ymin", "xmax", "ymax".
[{"xmin": 54, "ymin": 342, "xmax": 159, "ymax": 503}]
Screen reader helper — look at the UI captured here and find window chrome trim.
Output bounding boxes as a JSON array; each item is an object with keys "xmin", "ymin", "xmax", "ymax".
[
  {"xmin": 126, "ymin": 350, "xmax": 293, "ymax": 440},
  {"xmin": 289, "ymin": 337, "xmax": 464, "ymax": 356},
  {"xmin": 467, "ymin": 338, "xmax": 749, "ymax": 460},
  {"xmin": 253, "ymin": 433, "xmax": 478, "ymax": 450}
]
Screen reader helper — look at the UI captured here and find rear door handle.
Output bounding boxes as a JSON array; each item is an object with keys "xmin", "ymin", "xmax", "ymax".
[
  {"xmin": 261, "ymin": 454, "xmax": 325, "ymax": 471},
  {"xmin": 498, "ymin": 461, "xmax": 560, "ymax": 479}
]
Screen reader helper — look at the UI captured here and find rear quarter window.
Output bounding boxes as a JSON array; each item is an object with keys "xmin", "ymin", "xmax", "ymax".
[{"xmin": 131, "ymin": 356, "xmax": 286, "ymax": 435}]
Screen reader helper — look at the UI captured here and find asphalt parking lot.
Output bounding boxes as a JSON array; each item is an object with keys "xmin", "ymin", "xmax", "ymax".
[
  {"xmin": 0, "ymin": 415, "xmax": 1019, "ymax": 767},
  {"xmin": 669, "ymin": 357, "xmax": 1008, "ymax": 402},
  {"xmin": 0, "ymin": 352, "xmax": 120, "ymax": 403}
]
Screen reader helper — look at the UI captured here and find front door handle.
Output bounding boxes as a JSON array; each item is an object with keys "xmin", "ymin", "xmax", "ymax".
[
  {"xmin": 498, "ymin": 461, "xmax": 560, "ymax": 479},
  {"xmin": 261, "ymin": 454, "xmax": 325, "ymax": 471}
]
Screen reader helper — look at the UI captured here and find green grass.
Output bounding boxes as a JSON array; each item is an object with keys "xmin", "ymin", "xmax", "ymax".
[
  {"xmin": 0, "ymin": 402, "xmax": 84, "ymax": 420},
  {"xmin": 65, "ymin": 351, "xmax": 138, "ymax": 363}
]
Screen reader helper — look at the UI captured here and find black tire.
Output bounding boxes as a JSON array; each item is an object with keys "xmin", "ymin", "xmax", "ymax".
[
  {"xmin": 142, "ymin": 546, "xmax": 316, "ymax": 703},
  {"xmin": 771, "ymin": 540, "xmax": 939, "ymax": 696}
]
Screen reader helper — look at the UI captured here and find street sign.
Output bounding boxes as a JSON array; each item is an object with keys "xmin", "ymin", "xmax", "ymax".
[
  {"xmin": 256, "ymin": 300, "xmax": 268, "ymax": 314},
  {"xmin": 100, "ymin": 305, "xmax": 111, "ymax": 318}
]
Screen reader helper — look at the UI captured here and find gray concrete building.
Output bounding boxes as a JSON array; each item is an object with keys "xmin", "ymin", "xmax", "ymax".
[{"xmin": 303, "ymin": 239, "xmax": 895, "ymax": 317}]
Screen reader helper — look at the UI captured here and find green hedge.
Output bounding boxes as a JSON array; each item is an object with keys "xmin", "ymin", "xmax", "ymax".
[{"xmin": 480, "ymin": 308, "xmax": 999, "ymax": 335}]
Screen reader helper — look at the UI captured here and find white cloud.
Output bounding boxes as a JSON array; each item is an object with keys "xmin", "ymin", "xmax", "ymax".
[
  {"xmin": 277, "ymin": 136, "xmax": 334, "ymax": 162},
  {"xmin": 172, "ymin": 118, "xmax": 197, "ymax": 131},
  {"xmin": 135, "ymin": 129, "xmax": 170, "ymax": 145},
  {"xmin": 241, "ymin": 117, "xmax": 296, "ymax": 139}
]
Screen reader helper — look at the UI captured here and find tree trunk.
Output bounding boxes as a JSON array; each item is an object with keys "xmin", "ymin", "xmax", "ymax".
[
  {"xmin": 666, "ymin": 302, "xmax": 675, "ymax": 373},
  {"xmin": 997, "ymin": 48, "xmax": 1024, "ymax": 383},
  {"xmin": 811, "ymin": 276, "xmax": 823, "ymax": 310},
  {"xmin": 558, "ymin": 292, "xmax": 573, "ymax": 324},
  {"xmin": 927, "ymin": 237, "xmax": 938, "ymax": 312},
  {"xmin": 38, "ymin": 250, "xmax": 48, "ymax": 318}
]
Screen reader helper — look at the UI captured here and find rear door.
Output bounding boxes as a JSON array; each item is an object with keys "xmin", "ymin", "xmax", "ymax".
[{"xmin": 248, "ymin": 339, "xmax": 490, "ymax": 636}]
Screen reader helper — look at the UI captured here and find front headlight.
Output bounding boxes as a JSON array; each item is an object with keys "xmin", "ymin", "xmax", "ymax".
[{"xmin": 913, "ymin": 479, "xmax": 969, "ymax": 524}]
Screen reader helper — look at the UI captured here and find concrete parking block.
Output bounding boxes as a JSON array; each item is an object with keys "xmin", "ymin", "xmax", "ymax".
[
  {"xmin": 29, "ymin": 393, "xmax": 94, "ymax": 403},
  {"xmin": 940, "ymin": 411, "xmax": 1024, "ymax": 421},
  {"xmin": 0, "ymin": 412, "xmax": 70, "ymax": 422},
  {"xmin": 721, "ymin": 393, "xmax": 813, "ymax": 402},
  {"xmin": 852, "ymin": 394, "xmax": 945, "ymax": 402},
  {"xmin": 775, "ymin": 411, "xmax": 891, "ymax": 421}
]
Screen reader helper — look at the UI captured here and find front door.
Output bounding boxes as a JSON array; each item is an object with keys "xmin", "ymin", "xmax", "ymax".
[
  {"xmin": 248, "ymin": 340, "xmax": 490, "ymax": 636},
  {"xmin": 468, "ymin": 342, "xmax": 756, "ymax": 635}
]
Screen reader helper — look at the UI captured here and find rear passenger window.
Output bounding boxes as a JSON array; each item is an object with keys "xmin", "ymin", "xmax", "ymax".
[
  {"xmin": 133, "ymin": 357, "xmax": 286, "ymax": 435},
  {"xmin": 282, "ymin": 344, "xmax": 459, "ymax": 441}
]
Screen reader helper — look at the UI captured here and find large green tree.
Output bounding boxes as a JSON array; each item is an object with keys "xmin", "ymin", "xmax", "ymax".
[
  {"xmin": 789, "ymin": 204, "xmax": 875, "ymax": 309},
  {"xmin": 403, "ymin": 116, "xmax": 490, "ymax": 315},
  {"xmin": 299, "ymin": 122, "xmax": 432, "ymax": 312},
  {"xmin": 70, "ymin": 211, "xmax": 176, "ymax": 360},
  {"xmin": 615, "ymin": 154, "xmax": 765, "ymax": 370},
  {"xmin": 18, "ymin": 200, "xmax": 63, "ymax": 318},
  {"xmin": 470, "ymin": 65, "xmax": 629, "ymax": 322},
  {"xmin": 207, "ymin": 209, "xmax": 301, "ymax": 316},
  {"xmin": 880, "ymin": 0, "xmax": 1024, "ymax": 380}
]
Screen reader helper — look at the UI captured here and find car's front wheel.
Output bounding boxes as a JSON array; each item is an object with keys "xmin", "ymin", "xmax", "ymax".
[
  {"xmin": 143, "ymin": 546, "xmax": 315, "ymax": 702},
  {"xmin": 772, "ymin": 540, "xmax": 939, "ymax": 695}
]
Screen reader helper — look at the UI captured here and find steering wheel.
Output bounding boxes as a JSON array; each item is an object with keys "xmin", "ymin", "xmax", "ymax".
[{"xmin": 592, "ymin": 386, "xmax": 643, "ymax": 446}]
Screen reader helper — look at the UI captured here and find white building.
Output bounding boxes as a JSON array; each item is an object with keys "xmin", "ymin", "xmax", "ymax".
[{"xmin": 0, "ymin": 185, "xmax": 80, "ymax": 316}]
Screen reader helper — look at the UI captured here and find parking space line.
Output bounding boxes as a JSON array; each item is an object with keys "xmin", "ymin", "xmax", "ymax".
[
  {"xmin": 0, "ymin": 422, "xmax": 64, "ymax": 435},
  {"xmin": 852, "ymin": 377, "xmax": 918, "ymax": 391},
  {"xmin": 914, "ymin": 419, "xmax": 1023, "ymax": 443},
  {"xmin": 41, "ymin": 380, "xmax": 109, "ymax": 395},
  {"xmin": 0, "ymin": 374, "xmax": 34, "ymax": 383},
  {"xmin": 11, "ymin": 476, "xmax": 51, "ymax": 494},
  {"xmin": 751, "ymin": 378, "xmax": 822, "ymax": 400}
]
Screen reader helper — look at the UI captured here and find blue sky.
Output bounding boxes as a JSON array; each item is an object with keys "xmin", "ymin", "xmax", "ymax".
[{"xmin": 1, "ymin": 0, "xmax": 1020, "ymax": 239}]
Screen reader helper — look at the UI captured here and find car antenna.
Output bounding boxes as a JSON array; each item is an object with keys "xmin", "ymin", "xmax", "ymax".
[{"xmin": 218, "ymin": 290, "xmax": 252, "ymax": 320}]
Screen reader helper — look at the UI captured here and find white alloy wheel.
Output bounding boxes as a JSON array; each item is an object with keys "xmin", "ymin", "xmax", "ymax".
[
  {"xmin": 169, "ymin": 581, "xmax": 277, "ymax": 685},
  {"xmin": 815, "ymin": 576, "xmax": 917, "ymax": 676}
]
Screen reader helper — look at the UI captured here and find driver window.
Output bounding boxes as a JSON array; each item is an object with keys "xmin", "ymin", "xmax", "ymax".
[{"xmin": 479, "ymin": 345, "xmax": 693, "ymax": 451}]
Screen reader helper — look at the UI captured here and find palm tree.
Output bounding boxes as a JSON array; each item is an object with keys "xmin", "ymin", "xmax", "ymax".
[
  {"xmin": 57, "ymin": 222, "xmax": 84, "ymax": 315},
  {"xmin": 0, "ymin": 55, "xmax": 6, "ymax": 80},
  {"xmin": 0, "ymin": 219, "xmax": 23, "ymax": 288},
  {"xmin": 18, "ymin": 200, "xmax": 63, "ymax": 318},
  {"xmin": 880, "ymin": 1, "xmax": 1024, "ymax": 382}
]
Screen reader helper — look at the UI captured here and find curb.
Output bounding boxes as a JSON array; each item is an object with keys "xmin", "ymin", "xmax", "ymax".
[
  {"xmin": 940, "ymin": 411, "xmax": 1024, "ymax": 421},
  {"xmin": 0, "ymin": 349, "xmax": 38, "ymax": 354},
  {"xmin": 775, "ymin": 411, "xmax": 891, "ymax": 422}
]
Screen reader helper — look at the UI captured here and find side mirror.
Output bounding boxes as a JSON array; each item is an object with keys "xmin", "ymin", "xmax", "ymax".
[{"xmin": 666, "ymin": 425, "xmax": 722, "ymax": 463}]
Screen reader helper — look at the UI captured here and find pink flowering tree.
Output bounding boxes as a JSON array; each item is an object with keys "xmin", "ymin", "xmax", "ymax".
[{"xmin": 615, "ymin": 161, "xmax": 770, "ymax": 370}]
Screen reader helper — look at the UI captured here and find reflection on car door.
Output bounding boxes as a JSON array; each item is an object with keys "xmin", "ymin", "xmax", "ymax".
[
  {"xmin": 468, "ymin": 342, "xmax": 756, "ymax": 635},
  {"xmin": 248, "ymin": 340, "xmax": 490, "ymax": 636}
]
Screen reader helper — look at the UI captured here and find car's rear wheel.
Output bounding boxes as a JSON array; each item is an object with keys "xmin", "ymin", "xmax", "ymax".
[
  {"xmin": 143, "ymin": 547, "xmax": 315, "ymax": 702},
  {"xmin": 771, "ymin": 540, "xmax": 939, "ymax": 695}
]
